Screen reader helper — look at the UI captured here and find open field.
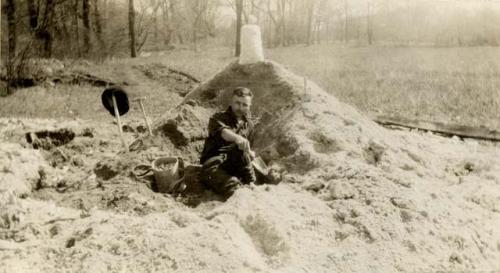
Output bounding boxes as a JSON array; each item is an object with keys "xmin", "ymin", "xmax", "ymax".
[
  {"xmin": 268, "ymin": 46, "xmax": 500, "ymax": 129},
  {"xmin": 1, "ymin": 45, "xmax": 500, "ymax": 130}
]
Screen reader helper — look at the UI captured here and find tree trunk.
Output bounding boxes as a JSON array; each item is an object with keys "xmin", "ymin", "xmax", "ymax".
[
  {"xmin": 153, "ymin": 13, "xmax": 158, "ymax": 43},
  {"xmin": 325, "ymin": 20, "xmax": 330, "ymax": 44},
  {"xmin": 82, "ymin": 0, "xmax": 91, "ymax": 55},
  {"xmin": 93, "ymin": 0, "xmax": 105, "ymax": 49},
  {"xmin": 356, "ymin": 20, "xmax": 360, "ymax": 42},
  {"xmin": 6, "ymin": 0, "xmax": 16, "ymax": 93},
  {"xmin": 266, "ymin": 0, "xmax": 277, "ymax": 47},
  {"xmin": 102, "ymin": 0, "xmax": 108, "ymax": 25},
  {"xmin": 25, "ymin": 0, "xmax": 39, "ymax": 55},
  {"xmin": 314, "ymin": 20, "xmax": 320, "ymax": 44},
  {"xmin": 161, "ymin": 0, "xmax": 173, "ymax": 46},
  {"xmin": 163, "ymin": 0, "xmax": 177, "ymax": 46},
  {"xmin": 235, "ymin": 0, "xmax": 243, "ymax": 56},
  {"xmin": 129, "ymin": 0, "xmax": 137, "ymax": 57},
  {"xmin": 305, "ymin": 0, "xmax": 314, "ymax": 45},
  {"xmin": 192, "ymin": 24, "xmax": 197, "ymax": 52},
  {"xmin": 34, "ymin": 0, "xmax": 54, "ymax": 58},
  {"xmin": 367, "ymin": 0, "xmax": 373, "ymax": 45},
  {"xmin": 344, "ymin": 0, "xmax": 348, "ymax": 43},
  {"xmin": 26, "ymin": 0, "xmax": 38, "ymax": 30},
  {"xmin": 266, "ymin": 12, "xmax": 273, "ymax": 47},
  {"xmin": 278, "ymin": 0, "xmax": 286, "ymax": 46},
  {"xmin": 151, "ymin": 0, "xmax": 161, "ymax": 44},
  {"xmin": 191, "ymin": 0, "xmax": 204, "ymax": 52},
  {"xmin": 73, "ymin": 0, "xmax": 80, "ymax": 57},
  {"xmin": 407, "ymin": 0, "xmax": 411, "ymax": 45}
]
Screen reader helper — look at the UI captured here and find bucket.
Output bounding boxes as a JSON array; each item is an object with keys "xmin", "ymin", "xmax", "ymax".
[{"xmin": 151, "ymin": 157, "xmax": 180, "ymax": 193}]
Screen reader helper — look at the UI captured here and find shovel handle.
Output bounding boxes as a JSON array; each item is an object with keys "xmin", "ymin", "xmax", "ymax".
[{"xmin": 112, "ymin": 94, "xmax": 128, "ymax": 152}]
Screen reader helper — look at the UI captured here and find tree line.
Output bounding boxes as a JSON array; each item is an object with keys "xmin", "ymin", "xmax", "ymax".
[{"xmin": 2, "ymin": 0, "xmax": 500, "ymax": 62}]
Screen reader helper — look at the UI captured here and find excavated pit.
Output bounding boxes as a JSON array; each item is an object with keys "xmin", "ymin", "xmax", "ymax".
[{"xmin": 25, "ymin": 128, "xmax": 76, "ymax": 150}]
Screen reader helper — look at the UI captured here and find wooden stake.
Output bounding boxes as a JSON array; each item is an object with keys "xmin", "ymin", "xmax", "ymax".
[{"xmin": 111, "ymin": 94, "xmax": 128, "ymax": 152}]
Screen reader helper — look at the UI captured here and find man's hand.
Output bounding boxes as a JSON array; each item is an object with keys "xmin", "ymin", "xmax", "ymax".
[
  {"xmin": 221, "ymin": 128, "xmax": 252, "ymax": 154},
  {"xmin": 235, "ymin": 135, "xmax": 251, "ymax": 153}
]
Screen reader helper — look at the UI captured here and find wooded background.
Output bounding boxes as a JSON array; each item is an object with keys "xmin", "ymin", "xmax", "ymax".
[{"xmin": 2, "ymin": 0, "xmax": 500, "ymax": 61}]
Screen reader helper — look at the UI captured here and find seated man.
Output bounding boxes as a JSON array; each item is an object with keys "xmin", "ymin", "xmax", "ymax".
[{"xmin": 200, "ymin": 87, "xmax": 256, "ymax": 198}]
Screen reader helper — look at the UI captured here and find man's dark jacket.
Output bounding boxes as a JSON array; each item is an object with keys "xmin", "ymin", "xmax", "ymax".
[{"xmin": 200, "ymin": 106, "xmax": 253, "ymax": 164}]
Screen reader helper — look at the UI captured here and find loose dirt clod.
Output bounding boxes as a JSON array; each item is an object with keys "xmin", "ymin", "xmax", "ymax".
[
  {"xmin": 94, "ymin": 158, "xmax": 125, "ymax": 180},
  {"xmin": 26, "ymin": 128, "xmax": 75, "ymax": 150}
]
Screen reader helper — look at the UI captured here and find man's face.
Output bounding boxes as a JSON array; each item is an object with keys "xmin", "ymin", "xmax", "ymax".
[{"xmin": 231, "ymin": 95, "xmax": 252, "ymax": 119}]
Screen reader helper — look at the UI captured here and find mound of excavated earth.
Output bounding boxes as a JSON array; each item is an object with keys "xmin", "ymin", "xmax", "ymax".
[{"xmin": 1, "ymin": 61, "xmax": 499, "ymax": 273}]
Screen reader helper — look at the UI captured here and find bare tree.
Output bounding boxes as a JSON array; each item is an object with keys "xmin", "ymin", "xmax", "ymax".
[
  {"xmin": 171, "ymin": 0, "xmax": 185, "ymax": 45},
  {"xmin": 160, "ymin": 0, "xmax": 172, "ymax": 45},
  {"xmin": 148, "ymin": 0, "xmax": 162, "ymax": 44},
  {"xmin": 134, "ymin": 3, "xmax": 156, "ymax": 53},
  {"xmin": 188, "ymin": 0, "xmax": 207, "ymax": 52},
  {"xmin": 367, "ymin": 0, "xmax": 373, "ymax": 45},
  {"xmin": 26, "ymin": 0, "xmax": 38, "ymax": 31},
  {"xmin": 6, "ymin": 0, "xmax": 17, "ymax": 94},
  {"xmin": 161, "ymin": 0, "xmax": 186, "ymax": 46},
  {"xmin": 235, "ymin": 0, "xmax": 243, "ymax": 56},
  {"xmin": 266, "ymin": 0, "xmax": 286, "ymax": 47},
  {"xmin": 83, "ymin": 0, "xmax": 91, "ymax": 55},
  {"xmin": 129, "ymin": 0, "xmax": 137, "ymax": 57},
  {"xmin": 344, "ymin": 0, "xmax": 349, "ymax": 43},
  {"xmin": 305, "ymin": 0, "xmax": 315, "ymax": 45},
  {"xmin": 277, "ymin": 0, "xmax": 286, "ymax": 46},
  {"xmin": 25, "ymin": 0, "xmax": 56, "ymax": 57},
  {"xmin": 94, "ymin": 0, "xmax": 105, "ymax": 50},
  {"xmin": 73, "ymin": 0, "xmax": 80, "ymax": 57}
]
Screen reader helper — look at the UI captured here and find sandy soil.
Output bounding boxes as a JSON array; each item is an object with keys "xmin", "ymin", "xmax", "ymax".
[{"xmin": 1, "ymin": 60, "xmax": 499, "ymax": 273}]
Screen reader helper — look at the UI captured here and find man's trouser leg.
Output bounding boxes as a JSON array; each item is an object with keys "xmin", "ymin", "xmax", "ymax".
[
  {"xmin": 201, "ymin": 154, "xmax": 242, "ymax": 198},
  {"xmin": 224, "ymin": 146, "xmax": 256, "ymax": 185}
]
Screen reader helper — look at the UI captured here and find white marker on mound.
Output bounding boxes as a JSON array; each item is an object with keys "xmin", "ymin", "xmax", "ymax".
[{"xmin": 239, "ymin": 24, "xmax": 264, "ymax": 64}]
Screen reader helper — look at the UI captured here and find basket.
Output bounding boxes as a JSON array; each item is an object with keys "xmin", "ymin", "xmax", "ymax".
[{"xmin": 151, "ymin": 157, "xmax": 180, "ymax": 193}]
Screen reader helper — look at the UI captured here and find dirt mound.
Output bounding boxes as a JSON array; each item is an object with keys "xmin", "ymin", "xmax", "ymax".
[
  {"xmin": 0, "ymin": 143, "xmax": 48, "ymax": 196},
  {"xmin": 133, "ymin": 63, "xmax": 200, "ymax": 96},
  {"xmin": 179, "ymin": 60, "xmax": 389, "ymax": 173},
  {"xmin": 130, "ymin": 101, "xmax": 215, "ymax": 165}
]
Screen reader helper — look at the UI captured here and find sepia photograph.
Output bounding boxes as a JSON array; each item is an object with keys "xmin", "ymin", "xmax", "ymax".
[{"xmin": 0, "ymin": 0, "xmax": 500, "ymax": 272}]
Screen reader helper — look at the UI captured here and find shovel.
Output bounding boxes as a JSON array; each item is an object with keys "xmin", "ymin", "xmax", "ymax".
[
  {"xmin": 227, "ymin": 143, "xmax": 270, "ymax": 177},
  {"xmin": 251, "ymin": 153, "xmax": 269, "ymax": 176},
  {"xmin": 250, "ymin": 152, "xmax": 282, "ymax": 184},
  {"xmin": 251, "ymin": 143, "xmax": 283, "ymax": 184},
  {"xmin": 101, "ymin": 86, "xmax": 129, "ymax": 152}
]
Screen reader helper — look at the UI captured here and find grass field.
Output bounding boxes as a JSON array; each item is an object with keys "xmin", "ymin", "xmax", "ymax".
[{"xmin": 1, "ymin": 45, "xmax": 500, "ymax": 129}]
